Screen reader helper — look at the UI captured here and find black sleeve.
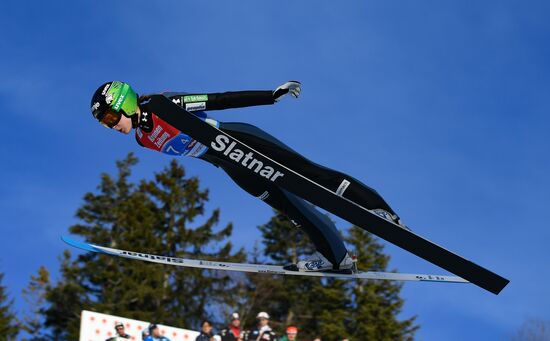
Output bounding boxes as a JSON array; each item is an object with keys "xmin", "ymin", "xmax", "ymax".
[{"xmin": 164, "ymin": 91, "xmax": 275, "ymax": 111}]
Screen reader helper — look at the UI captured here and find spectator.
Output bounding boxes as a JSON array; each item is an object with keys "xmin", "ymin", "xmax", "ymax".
[
  {"xmin": 279, "ymin": 326, "xmax": 298, "ymax": 341},
  {"xmin": 245, "ymin": 312, "xmax": 277, "ymax": 341},
  {"xmin": 144, "ymin": 323, "xmax": 170, "ymax": 341},
  {"xmin": 142, "ymin": 328, "xmax": 150, "ymax": 341},
  {"xmin": 106, "ymin": 322, "xmax": 131, "ymax": 340},
  {"xmin": 312, "ymin": 338, "xmax": 321, "ymax": 341},
  {"xmin": 220, "ymin": 312, "xmax": 243, "ymax": 341},
  {"xmin": 196, "ymin": 319, "xmax": 215, "ymax": 341}
]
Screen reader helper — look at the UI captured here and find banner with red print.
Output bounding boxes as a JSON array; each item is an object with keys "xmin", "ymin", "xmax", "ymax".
[{"xmin": 79, "ymin": 310, "xmax": 199, "ymax": 341}]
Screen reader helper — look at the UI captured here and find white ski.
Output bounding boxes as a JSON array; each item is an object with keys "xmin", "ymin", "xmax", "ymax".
[{"xmin": 62, "ymin": 236, "xmax": 468, "ymax": 284}]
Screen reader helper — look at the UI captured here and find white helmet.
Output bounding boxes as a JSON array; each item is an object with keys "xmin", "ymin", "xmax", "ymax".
[{"xmin": 256, "ymin": 312, "xmax": 270, "ymax": 319}]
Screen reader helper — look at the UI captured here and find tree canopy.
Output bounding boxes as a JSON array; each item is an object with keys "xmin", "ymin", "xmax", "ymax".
[{"xmin": 0, "ymin": 272, "xmax": 18, "ymax": 339}]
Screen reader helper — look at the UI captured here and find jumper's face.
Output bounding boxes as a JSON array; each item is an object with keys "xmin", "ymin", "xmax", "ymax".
[
  {"xmin": 202, "ymin": 322, "xmax": 212, "ymax": 333},
  {"xmin": 151, "ymin": 327, "xmax": 161, "ymax": 337},
  {"xmin": 258, "ymin": 318, "xmax": 269, "ymax": 327},
  {"xmin": 115, "ymin": 326, "xmax": 125, "ymax": 336},
  {"xmin": 113, "ymin": 114, "xmax": 133, "ymax": 134}
]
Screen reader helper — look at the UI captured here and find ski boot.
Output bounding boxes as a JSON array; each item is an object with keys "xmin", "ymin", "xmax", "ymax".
[
  {"xmin": 371, "ymin": 209, "xmax": 411, "ymax": 231},
  {"xmin": 284, "ymin": 252, "xmax": 356, "ymax": 274}
]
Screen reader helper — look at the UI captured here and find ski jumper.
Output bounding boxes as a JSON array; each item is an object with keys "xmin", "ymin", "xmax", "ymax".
[{"xmin": 137, "ymin": 91, "xmax": 397, "ymax": 268}]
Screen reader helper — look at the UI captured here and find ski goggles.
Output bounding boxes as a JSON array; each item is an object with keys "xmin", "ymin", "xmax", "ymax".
[{"xmin": 97, "ymin": 108, "xmax": 123, "ymax": 128}]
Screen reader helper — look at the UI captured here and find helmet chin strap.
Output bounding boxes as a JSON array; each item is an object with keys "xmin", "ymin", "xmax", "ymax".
[
  {"xmin": 131, "ymin": 114, "xmax": 139, "ymax": 128},
  {"xmin": 130, "ymin": 101, "xmax": 144, "ymax": 129}
]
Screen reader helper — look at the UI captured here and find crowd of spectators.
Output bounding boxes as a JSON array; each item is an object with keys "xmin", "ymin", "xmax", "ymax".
[{"xmin": 106, "ymin": 311, "xmax": 350, "ymax": 341}]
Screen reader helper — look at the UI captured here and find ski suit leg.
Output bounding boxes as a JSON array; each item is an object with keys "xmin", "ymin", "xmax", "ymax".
[
  {"xmin": 201, "ymin": 153, "xmax": 348, "ymax": 268},
  {"xmin": 217, "ymin": 122, "xmax": 399, "ymax": 217}
]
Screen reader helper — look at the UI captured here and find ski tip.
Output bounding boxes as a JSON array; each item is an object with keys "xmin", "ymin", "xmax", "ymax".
[{"xmin": 61, "ymin": 236, "xmax": 99, "ymax": 253}]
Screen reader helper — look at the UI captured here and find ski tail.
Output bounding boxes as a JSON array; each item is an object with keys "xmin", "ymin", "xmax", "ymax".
[{"xmin": 352, "ymin": 224, "xmax": 509, "ymax": 295}]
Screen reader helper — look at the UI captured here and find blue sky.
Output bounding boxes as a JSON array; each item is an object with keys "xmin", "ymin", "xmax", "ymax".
[{"xmin": 1, "ymin": 1, "xmax": 549, "ymax": 339}]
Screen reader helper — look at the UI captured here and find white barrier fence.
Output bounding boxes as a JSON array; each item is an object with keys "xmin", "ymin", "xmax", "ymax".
[{"xmin": 79, "ymin": 310, "xmax": 200, "ymax": 341}]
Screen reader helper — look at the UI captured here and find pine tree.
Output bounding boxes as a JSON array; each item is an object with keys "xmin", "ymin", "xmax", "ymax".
[
  {"xmin": 0, "ymin": 272, "xmax": 19, "ymax": 339},
  {"xmin": 42, "ymin": 251, "xmax": 88, "ymax": 340},
  {"xmin": 255, "ymin": 211, "xmax": 318, "ymax": 327},
  {"xmin": 345, "ymin": 227, "xmax": 418, "ymax": 340},
  {"xmin": 139, "ymin": 158, "xmax": 246, "ymax": 327},
  {"xmin": 511, "ymin": 317, "xmax": 550, "ymax": 341},
  {"xmin": 39, "ymin": 153, "xmax": 244, "ymax": 339},
  {"xmin": 243, "ymin": 211, "xmax": 349, "ymax": 340},
  {"xmin": 245, "ymin": 213, "xmax": 418, "ymax": 341},
  {"xmin": 21, "ymin": 266, "xmax": 50, "ymax": 341}
]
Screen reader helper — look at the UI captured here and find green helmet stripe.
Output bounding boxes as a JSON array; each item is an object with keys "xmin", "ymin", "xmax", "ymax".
[
  {"xmin": 120, "ymin": 85, "xmax": 138, "ymax": 117},
  {"xmin": 112, "ymin": 83, "xmax": 130, "ymax": 111}
]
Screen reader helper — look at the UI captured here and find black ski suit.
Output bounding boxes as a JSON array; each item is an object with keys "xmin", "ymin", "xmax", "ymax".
[{"xmin": 137, "ymin": 90, "xmax": 397, "ymax": 268}]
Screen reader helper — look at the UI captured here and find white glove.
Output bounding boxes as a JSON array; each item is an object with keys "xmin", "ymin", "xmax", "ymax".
[{"xmin": 273, "ymin": 81, "xmax": 301, "ymax": 102}]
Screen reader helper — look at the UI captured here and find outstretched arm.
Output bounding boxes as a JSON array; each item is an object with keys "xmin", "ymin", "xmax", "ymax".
[{"xmin": 163, "ymin": 81, "xmax": 301, "ymax": 112}]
